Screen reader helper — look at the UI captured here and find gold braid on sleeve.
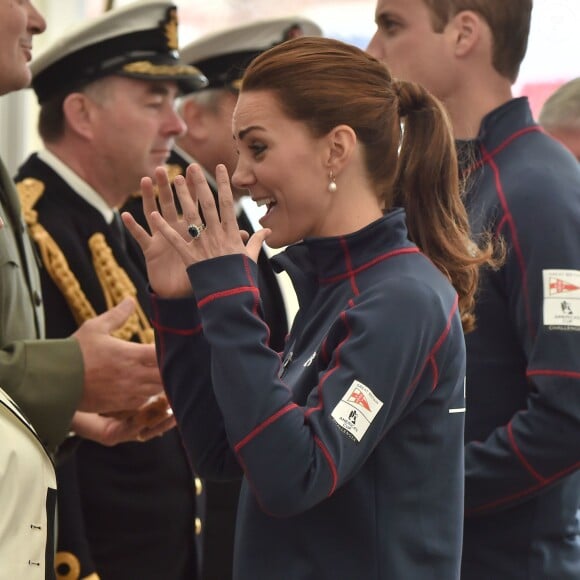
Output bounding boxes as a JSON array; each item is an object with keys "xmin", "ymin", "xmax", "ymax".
[
  {"xmin": 16, "ymin": 178, "xmax": 153, "ymax": 344},
  {"xmin": 89, "ymin": 233, "xmax": 154, "ymax": 344},
  {"xmin": 17, "ymin": 178, "xmax": 97, "ymax": 325}
]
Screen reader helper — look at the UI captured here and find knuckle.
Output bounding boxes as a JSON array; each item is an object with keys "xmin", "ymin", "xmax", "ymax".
[{"xmin": 199, "ymin": 197, "xmax": 215, "ymax": 211}]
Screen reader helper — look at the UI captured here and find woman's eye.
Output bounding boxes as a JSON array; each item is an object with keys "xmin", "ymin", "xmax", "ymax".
[{"xmin": 250, "ymin": 144, "xmax": 267, "ymax": 157}]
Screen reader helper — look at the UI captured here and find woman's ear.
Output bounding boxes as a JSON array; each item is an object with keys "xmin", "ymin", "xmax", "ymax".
[
  {"xmin": 326, "ymin": 124, "xmax": 357, "ymax": 173},
  {"xmin": 62, "ymin": 92, "xmax": 96, "ymax": 140}
]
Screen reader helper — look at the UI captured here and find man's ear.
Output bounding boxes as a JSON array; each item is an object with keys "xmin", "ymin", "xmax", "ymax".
[
  {"xmin": 180, "ymin": 97, "xmax": 210, "ymax": 141},
  {"xmin": 449, "ymin": 10, "xmax": 482, "ymax": 58},
  {"xmin": 325, "ymin": 124, "xmax": 357, "ymax": 174},
  {"xmin": 62, "ymin": 92, "xmax": 96, "ymax": 140}
]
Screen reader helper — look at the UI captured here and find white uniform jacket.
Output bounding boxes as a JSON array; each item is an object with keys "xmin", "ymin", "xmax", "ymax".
[{"xmin": 0, "ymin": 386, "xmax": 57, "ymax": 579}]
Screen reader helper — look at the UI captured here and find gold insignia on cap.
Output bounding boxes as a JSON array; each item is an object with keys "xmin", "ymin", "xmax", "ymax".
[
  {"xmin": 122, "ymin": 61, "xmax": 204, "ymax": 77},
  {"xmin": 164, "ymin": 7, "xmax": 178, "ymax": 51}
]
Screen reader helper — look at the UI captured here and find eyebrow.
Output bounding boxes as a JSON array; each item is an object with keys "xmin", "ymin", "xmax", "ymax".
[
  {"xmin": 146, "ymin": 82, "xmax": 177, "ymax": 97},
  {"xmin": 376, "ymin": 11, "xmax": 393, "ymax": 26},
  {"xmin": 237, "ymin": 125, "xmax": 266, "ymax": 141}
]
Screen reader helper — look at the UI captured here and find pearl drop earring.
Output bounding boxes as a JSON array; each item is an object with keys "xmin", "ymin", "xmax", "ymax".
[{"xmin": 328, "ymin": 171, "xmax": 337, "ymax": 193}]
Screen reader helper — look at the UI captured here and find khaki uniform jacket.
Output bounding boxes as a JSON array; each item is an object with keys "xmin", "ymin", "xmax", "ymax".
[
  {"xmin": 0, "ymin": 159, "xmax": 82, "ymax": 453},
  {"xmin": 0, "ymin": 386, "xmax": 57, "ymax": 579}
]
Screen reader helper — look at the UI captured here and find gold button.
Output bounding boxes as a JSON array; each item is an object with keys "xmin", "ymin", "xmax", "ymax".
[
  {"xmin": 54, "ymin": 551, "xmax": 80, "ymax": 580},
  {"xmin": 195, "ymin": 477, "xmax": 203, "ymax": 496},
  {"xmin": 195, "ymin": 517, "xmax": 202, "ymax": 535}
]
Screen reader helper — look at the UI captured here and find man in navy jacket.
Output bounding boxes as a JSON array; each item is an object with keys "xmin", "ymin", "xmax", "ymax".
[{"xmin": 368, "ymin": 1, "xmax": 580, "ymax": 577}]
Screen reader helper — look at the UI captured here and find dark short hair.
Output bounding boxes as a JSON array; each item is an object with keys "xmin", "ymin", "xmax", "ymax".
[
  {"xmin": 423, "ymin": 0, "xmax": 532, "ymax": 82},
  {"xmin": 37, "ymin": 91, "xmax": 68, "ymax": 143}
]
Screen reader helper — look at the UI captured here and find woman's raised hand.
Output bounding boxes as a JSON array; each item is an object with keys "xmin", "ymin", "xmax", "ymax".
[
  {"xmin": 121, "ymin": 165, "xmax": 193, "ymax": 298},
  {"xmin": 122, "ymin": 163, "xmax": 270, "ymax": 299}
]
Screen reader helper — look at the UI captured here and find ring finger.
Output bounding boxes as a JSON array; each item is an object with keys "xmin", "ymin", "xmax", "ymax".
[{"xmin": 173, "ymin": 173, "xmax": 202, "ymax": 237}]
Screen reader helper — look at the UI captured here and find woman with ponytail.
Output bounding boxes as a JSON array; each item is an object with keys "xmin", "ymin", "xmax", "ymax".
[{"xmin": 124, "ymin": 36, "xmax": 497, "ymax": 580}]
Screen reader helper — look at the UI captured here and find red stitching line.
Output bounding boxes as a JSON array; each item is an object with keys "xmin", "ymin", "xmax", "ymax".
[
  {"xmin": 151, "ymin": 319, "xmax": 202, "ymax": 336},
  {"xmin": 403, "ymin": 294, "xmax": 459, "ymax": 399},
  {"xmin": 464, "ymin": 126, "xmax": 542, "ymax": 174},
  {"xmin": 151, "ymin": 298, "xmax": 166, "ymax": 367},
  {"xmin": 304, "ymin": 304, "xmax": 354, "ymax": 420},
  {"xmin": 430, "ymin": 357, "xmax": 439, "ymax": 392},
  {"xmin": 242, "ymin": 255, "xmax": 257, "ymax": 287},
  {"xmin": 197, "ymin": 286, "xmax": 258, "ymax": 308},
  {"xmin": 234, "ymin": 403, "xmax": 299, "ymax": 453},
  {"xmin": 466, "ymin": 459, "xmax": 580, "ymax": 515},
  {"xmin": 314, "ymin": 435, "xmax": 338, "ymax": 496},
  {"xmin": 482, "ymin": 144, "xmax": 534, "ymax": 339},
  {"xmin": 319, "ymin": 247, "xmax": 420, "ymax": 285},
  {"xmin": 339, "ymin": 237, "xmax": 360, "ymax": 296},
  {"xmin": 527, "ymin": 369, "xmax": 580, "ymax": 380},
  {"xmin": 507, "ymin": 421, "xmax": 547, "ymax": 484}
]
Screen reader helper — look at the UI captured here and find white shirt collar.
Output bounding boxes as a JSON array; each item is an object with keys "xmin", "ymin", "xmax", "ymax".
[{"xmin": 37, "ymin": 149, "xmax": 115, "ymax": 224}]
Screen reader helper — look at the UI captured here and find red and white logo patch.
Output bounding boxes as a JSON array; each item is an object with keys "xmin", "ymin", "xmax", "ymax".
[
  {"xmin": 549, "ymin": 277, "xmax": 580, "ymax": 295},
  {"xmin": 331, "ymin": 380, "xmax": 383, "ymax": 442},
  {"xmin": 543, "ymin": 269, "xmax": 580, "ymax": 328},
  {"xmin": 347, "ymin": 387, "xmax": 372, "ymax": 411}
]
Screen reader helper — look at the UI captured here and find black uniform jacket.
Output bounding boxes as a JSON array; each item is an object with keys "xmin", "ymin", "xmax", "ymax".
[{"xmin": 15, "ymin": 153, "xmax": 199, "ymax": 580}]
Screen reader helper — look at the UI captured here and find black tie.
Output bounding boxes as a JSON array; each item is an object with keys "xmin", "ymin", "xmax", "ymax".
[{"xmin": 111, "ymin": 210, "xmax": 127, "ymax": 252}]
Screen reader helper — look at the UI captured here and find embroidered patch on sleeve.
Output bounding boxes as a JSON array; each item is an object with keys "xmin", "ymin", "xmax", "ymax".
[
  {"xmin": 331, "ymin": 380, "xmax": 383, "ymax": 443},
  {"xmin": 542, "ymin": 269, "xmax": 580, "ymax": 329}
]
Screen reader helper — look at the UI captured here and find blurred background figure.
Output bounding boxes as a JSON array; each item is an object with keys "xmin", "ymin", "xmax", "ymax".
[{"xmin": 539, "ymin": 77, "xmax": 580, "ymax": 161}]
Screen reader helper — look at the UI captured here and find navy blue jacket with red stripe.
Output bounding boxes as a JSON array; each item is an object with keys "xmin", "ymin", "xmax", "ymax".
[
  {"xmin": 460, "ymin": 98, "xmax": 580, "ymax": 579},
  {"xmin": 152, "ymin": 210, "xmax": 466, "ymax": 580}
]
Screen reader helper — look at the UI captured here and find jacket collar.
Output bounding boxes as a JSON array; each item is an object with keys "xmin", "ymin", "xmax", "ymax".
[{"xmin": 272, "ymin": 209, "xmax": 414, "ymax": 304}]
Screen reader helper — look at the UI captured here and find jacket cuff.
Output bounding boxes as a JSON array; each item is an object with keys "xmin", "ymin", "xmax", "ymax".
[
  {"xmin": 149, "ymin": 292, "xmax": 201, "ymax": 332},
  {"xmin": 187, "ymin": 254, "xmax": 258, "ymax": 302}
]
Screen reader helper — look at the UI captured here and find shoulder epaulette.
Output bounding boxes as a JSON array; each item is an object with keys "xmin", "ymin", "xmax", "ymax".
[{"xmin": 16, "ymin": 177, "xmax": 44, "ymax": 224}]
